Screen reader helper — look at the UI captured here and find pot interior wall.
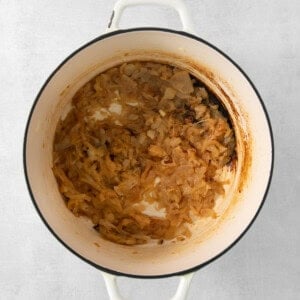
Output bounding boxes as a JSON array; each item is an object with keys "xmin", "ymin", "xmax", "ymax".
[{"xmin": 25, "ymin": 30, "xmax": 272, "ymax": 276}]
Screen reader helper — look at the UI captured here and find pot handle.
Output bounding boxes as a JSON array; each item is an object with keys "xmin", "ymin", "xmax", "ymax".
[
  {"xmin": 107, "ymin": 0, "xmax": 196, "ymax": 34},
  {"xmin": 101, "ymin": 271, "xmax": 194, "ymax": 300}
]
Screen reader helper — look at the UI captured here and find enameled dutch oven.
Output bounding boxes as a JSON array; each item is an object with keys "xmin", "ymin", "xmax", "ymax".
[{"xmin": 24, "ymin": 0, "xmax": 274, "ymax": 299}]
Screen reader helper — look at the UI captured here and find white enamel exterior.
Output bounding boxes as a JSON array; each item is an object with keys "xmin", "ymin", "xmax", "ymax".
[
  {"xmin": 107, "ymin": 0, "xmax": 196, "ymax": 33},
  {"xmin": 25, "ymin": 29, "xmax": 272, "ymax": 277}
]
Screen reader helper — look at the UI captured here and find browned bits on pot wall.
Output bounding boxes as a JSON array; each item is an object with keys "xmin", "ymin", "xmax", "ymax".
[{"xmin": 53, "ymin": 61, "xmax": 236, "ymax": 245}]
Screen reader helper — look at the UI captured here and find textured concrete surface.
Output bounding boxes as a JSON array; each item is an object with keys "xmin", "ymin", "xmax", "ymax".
[{"xmin": 0, "ymin": 0, "xmax": 299, "ymax": 299}]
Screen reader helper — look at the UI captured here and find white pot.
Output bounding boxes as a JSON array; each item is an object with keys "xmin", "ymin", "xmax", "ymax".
[{"xmin": 24, "ymin": 0, "xmax": 273, "ymax": 299}]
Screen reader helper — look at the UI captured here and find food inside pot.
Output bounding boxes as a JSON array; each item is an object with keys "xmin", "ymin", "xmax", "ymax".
[{"xmin": 53, "ymin": 61, "xmax": 236, "ymax": 245}]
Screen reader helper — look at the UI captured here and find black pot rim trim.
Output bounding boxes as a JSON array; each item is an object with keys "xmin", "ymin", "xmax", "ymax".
[{"xmin": 23, "ymin": 27, "xmax": 274, "ymax": 279}]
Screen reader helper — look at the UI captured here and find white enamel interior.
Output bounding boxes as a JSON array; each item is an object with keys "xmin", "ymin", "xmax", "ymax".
[{"xmin": 25, "ymin": 30, "xmax": 272, "ymax": 277}]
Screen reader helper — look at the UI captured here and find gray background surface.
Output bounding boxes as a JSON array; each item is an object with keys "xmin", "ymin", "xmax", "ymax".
[{"xmin": 0, "ymin": 0, "xmax": 299, "ymax": 299}]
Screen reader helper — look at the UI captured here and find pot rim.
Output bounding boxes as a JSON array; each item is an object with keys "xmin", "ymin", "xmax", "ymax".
[{"xmin": 23, "ymin": 27, "xmax": 274, "ymax": 279}]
